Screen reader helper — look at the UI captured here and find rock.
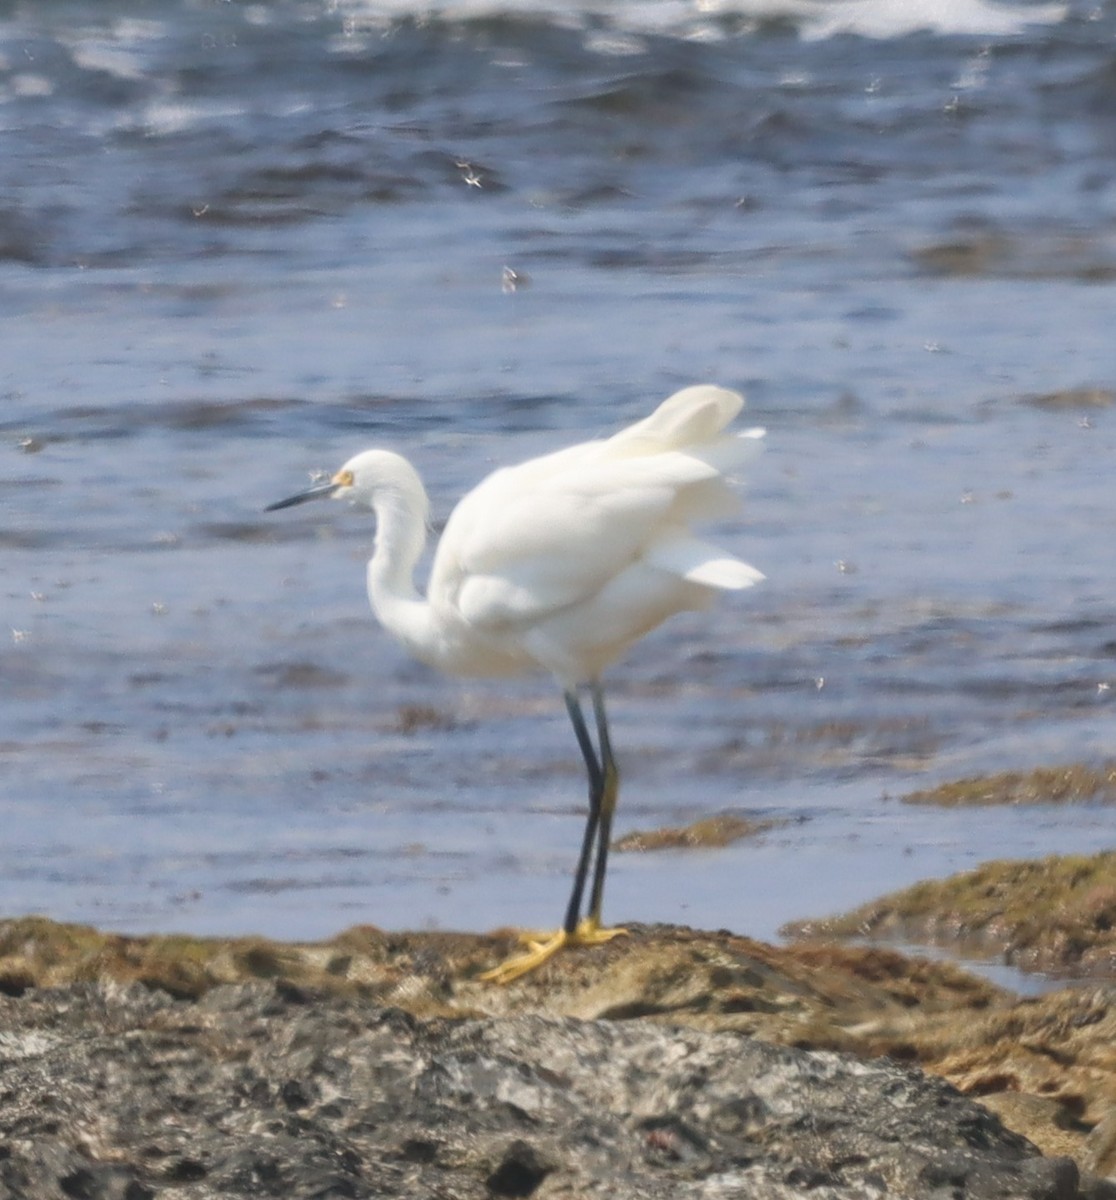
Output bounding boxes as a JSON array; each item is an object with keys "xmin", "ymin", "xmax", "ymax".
[
  {"xmin": 1024, "ymin": 388, "xmax": 1116, "ymax": 411},
  {"xmin": 978, "ymin": 1094, "xmax": 1092, "ymax": 1163},
  {"xmin": 784, "ymin": 852, "xmax": 1116, "ymax": 979},
  {"xmin": 611, "ymin": 810, "xmax": 775, "ymax": 852},
  {"xmin": 917, "ymin": 987, "xmax": 1116, "ymax": 1156},
  {"xmin": 902, "ymin": 768, "xmax": 1113, "ymax": 806},
  {"xmin": 910, "ymin": 226, "xmax": 1116, "ymax": 283},
  {"xmin": 1, "ymin": 917, "xmax": 1115, "ymax": 1188},
  {"xmin": 0, "ymin": 980, "xmax": 1109, "ymax": 1200},
  {"xmin": 1084, "ymin": 1114, "xmax": 1116, "ymax": 1181},
  {"xmin": 900, "ymin": 764, "xmax": 1116, "ymax": 808}
]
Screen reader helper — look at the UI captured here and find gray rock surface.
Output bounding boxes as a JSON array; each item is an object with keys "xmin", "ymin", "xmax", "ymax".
[{"xmin": 0, "ymin": 980, "xmax": 1107, "ymax": 1199}]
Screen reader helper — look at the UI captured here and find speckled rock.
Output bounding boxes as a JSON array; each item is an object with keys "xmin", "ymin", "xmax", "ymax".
[
  {"xmin": 0, "ymin": 980, "xmax": 1107, "ymax": 1200},
  {"xmin": 1, "ymin": 916, "xmax": 1114, "ymax": 1185}
]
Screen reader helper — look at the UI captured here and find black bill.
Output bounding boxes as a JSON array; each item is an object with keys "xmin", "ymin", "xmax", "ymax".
[{"xmin": 264, "ymin": 480, "xmax": 340, "ymax": 511}]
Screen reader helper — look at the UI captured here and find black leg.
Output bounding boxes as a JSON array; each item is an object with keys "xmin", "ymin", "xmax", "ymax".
[
  {"xmin": 478, "ymin": 684, "xmax": 624, "ymax": 984},
  {"xmin": 562, "ymin": 688, "xmax": 604, "ymax": 935},
  {"xmin": 586, "ymin": 682, "xmax": 619, "ymax": 925}
]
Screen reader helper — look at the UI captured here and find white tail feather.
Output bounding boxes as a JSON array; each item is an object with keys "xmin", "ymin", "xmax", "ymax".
[
  {"xmin": 610, "ymin": 385, "xmax": 747, "ymax": 453},
  {"xmin": 646, "ymin": 535, "xmax": 765, "ymax": 590},
  {"xmin": 697, "ymin": 427, "xmax": 766, "ymax": 474}
]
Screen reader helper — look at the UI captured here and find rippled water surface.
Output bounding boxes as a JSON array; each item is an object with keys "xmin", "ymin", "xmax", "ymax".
[{"xmin": 3, "ymin": 0, "xmax": 1116, "ymax": 948}]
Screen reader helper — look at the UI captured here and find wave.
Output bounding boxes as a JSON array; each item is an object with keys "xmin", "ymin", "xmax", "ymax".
[{"xmin": 333, "ymin": 0, "xmax": 1069, "ymax": 43}]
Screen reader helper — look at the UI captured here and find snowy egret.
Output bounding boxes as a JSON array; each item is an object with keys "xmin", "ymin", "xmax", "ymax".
[{"xmin": 267, "ymin": 385, "xmax": 765, "ymax": 982}]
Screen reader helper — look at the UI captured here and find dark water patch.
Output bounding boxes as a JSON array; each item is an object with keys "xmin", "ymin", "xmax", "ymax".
[
  {"xmin": 0, "ymin": 473, "xmax": 59, "ymax": 493},
  {"xmin": 1023, "ymin": 387, "xmax": 1116, "ymax": 412},
  {"xmin": 225, "ymin": 874, "xmax": 372, "ymax": 896},
  {"xmin": 312, "ymin": 390, "xmax": 582, "ymax": 439},
  {"xmin": 0, "ymin": 206, "xmax": 49, "ymax": 265},
  {"xmin": 1033, "ymin": 615, "xmax": 1116, "ymax": 636},
  {"xmin": 0, "ymin": 528, "xmax": 65, "ymax": 550},
  {"xmin": 587, "ymin": 246, "xmax": 717, "ymax": 272},
  {"xmin": 913, "ymin": 229, "xmax": 1116, "ymax": 282},
  {"xmin": 394, "ymin": 704, "xmax": 461, "ymax": 735},
  {"xmin": 912, "ymin": 233, "xmax": 1014, "ymax": 277},
  {"xmin": 254, "ymin": 662, "xmax": 351, "ymax": 691},
  {"xmin": 2, "ymin": 396, "xmax": 305, "ymax": 444},
  {"xmin": 187, "ymin": 193, "xmax": 335, "ymax": 228},
  {"xmin": 159, "ymin": 397, "xmax": 302, "ymax": 431},
  {"xmin": 195, "ymin": 521, "xmax": 282, "ymax": 543},
  {"xmin": 186, "ymin": 141, "xmax": 459, "ymax": 225},
  {"xmin": 560, "ymin": 65, "xmax": 723, "ymax": 118},
  {"xmin": 547, "ymin": 183, "xmax": 635, "ymax": 209}
]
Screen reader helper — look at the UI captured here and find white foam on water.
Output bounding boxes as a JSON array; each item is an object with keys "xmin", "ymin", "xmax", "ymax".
[{"xmin": 334, "ymin": 0, "xmax": 1069, "ymax": 41}]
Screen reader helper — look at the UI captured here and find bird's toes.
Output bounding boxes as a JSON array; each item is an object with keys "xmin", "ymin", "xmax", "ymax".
[
  {"xmin": 478, "ymin": 929, "xmax": 569, "ymax": 985},
  {"xmin": 513, "ymin": 927, "xmax": 554, "ymax": 947},
  {"xmin": 572, "ymin": 919, "xmax": 629, "ymax": 946}
]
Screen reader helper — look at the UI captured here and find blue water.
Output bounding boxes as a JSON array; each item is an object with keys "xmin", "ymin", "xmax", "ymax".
[{"xmin": 2, "ymin": 0, "xmax": 1115, "ymax": 954}]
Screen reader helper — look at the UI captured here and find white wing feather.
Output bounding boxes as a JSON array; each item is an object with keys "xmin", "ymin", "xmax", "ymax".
[{"xmin": 428, "ymin": 386, "xmax": 763, "ymax": 631}]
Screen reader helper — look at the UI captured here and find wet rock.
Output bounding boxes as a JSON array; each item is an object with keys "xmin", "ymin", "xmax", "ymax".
[
  {"xmin": 0, "ymin": 979, "xmax": 1106, "ymax": 1200},
  {"xmin": 902, "ymin": 763, "xmax": 1116, "ymax": 807},
  {"xmin": 1024, "ymin": 388, "xmax": 1116, "ymax": 412},
  {"xmin": 783, "ymin": 852, "xmax": 1116, "ymax": 1167},
  {"xmin": 485, "ymin": 1139, "xmax": 552, "ymax": 1196},
  {"xmin": 0, "ymin": 915, "xmax": 1006, "ymax": 1028},
  {"xmin": 394, "ymin": 702, "xmax": 460, "ymax": 733},
  {"xmin": 1084, "ymin": 1114, "xmax": 1116, "ymax": 1181},
  {"xmin": 784, "ymin": 851, "xmax": 1116, "ymax": 978},
  {"xmin": 2, "ymin": 916, "xmax": 1115, "ymax": 1187},
  {"xmin": 911, "ymin": 228, "xmax": 1116, "ymax": 282},
  {"xmin": 254, "ymin": 660, "xmax": 349, "ymax": 689},
  {"xmin": 612, "ymin": 809, "xmax": 775, "ymax": 852},
  {"xmin": 913, "ymin": 987, "xmax": 1116, "ymax": 1132},
  {"xmin": 913, "ymin": 233, "xmax": 1014, "ymax": 276}
]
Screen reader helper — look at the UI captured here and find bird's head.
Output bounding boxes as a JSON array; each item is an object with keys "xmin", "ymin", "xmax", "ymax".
[{"xmin": 266, "ymin": 449, "xmax": 428, "ymax": 521}]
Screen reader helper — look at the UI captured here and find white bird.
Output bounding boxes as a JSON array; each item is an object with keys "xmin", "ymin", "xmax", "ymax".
[{"xmin": 267, "ymin": 384, "xmax": 765, "ymax": 982}]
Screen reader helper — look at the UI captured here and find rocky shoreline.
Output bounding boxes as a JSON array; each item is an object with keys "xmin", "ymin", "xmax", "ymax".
[
  {"xmin": 0, "ymin": 976, "xmax": 1098, "ymax": 1200},
  {"xmin": 2, "ymin": 841, "xmax": 1115, "ymax": 1200}
]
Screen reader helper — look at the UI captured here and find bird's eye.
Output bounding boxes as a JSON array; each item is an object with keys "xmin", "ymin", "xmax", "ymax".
[{"xmin": 333, "ymin": 469, "xmax": 355, "ymax": 487}]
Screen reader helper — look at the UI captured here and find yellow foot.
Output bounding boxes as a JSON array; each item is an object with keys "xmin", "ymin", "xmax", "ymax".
[
  {"xmin": 479, "ymin": 919, "xmax": 628, "ymax": 985},
  {"xmin": 573, "ymin": 916, "xmax": 628, "ymax": 946},
  {"xmin": 478, "ymin": 929, "xmax": 570, "ymax": 985}
]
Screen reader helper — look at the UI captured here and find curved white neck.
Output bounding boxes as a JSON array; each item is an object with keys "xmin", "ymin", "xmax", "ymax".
[{"xmin": 365, "ymin": 482, "xmax": 437, "ymax": 657}]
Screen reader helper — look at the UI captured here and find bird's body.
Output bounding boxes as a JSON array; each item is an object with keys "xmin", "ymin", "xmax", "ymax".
[{"xmin": 268, "ymin": 384, "xmax": 764, "ymax": 981}]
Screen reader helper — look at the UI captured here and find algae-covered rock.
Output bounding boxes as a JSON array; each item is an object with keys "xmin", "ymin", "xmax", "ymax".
[
  {"xmin": 612, "ymin": 810, "xmax": 775, "ymax": 852},
  {"xmin": 902, "ymin": 763, "xmax": 1116, "ymax": 808},
  {"xmin": 3, "ymin": 914, "xmax": 1116, "ymax": 1183},
  {"xmin": 783, "ymin": 851, "xmax": 1116, "ymax": 979}
]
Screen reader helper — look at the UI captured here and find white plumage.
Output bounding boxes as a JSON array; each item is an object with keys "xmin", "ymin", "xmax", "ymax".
[{"xmin": 267, "ymin": 384, "xmax": 764, "ymax": 982}]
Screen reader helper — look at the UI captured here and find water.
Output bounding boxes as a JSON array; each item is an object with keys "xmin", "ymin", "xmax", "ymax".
[{"xmin": 3, "ymin": 0, "xmax": 1116, "ymax": 956}]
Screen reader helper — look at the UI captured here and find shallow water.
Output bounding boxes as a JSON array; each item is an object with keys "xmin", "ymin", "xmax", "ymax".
[{"xmin": 2, "ymin": 0, "xmax": 1116, "ymax": 957}]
